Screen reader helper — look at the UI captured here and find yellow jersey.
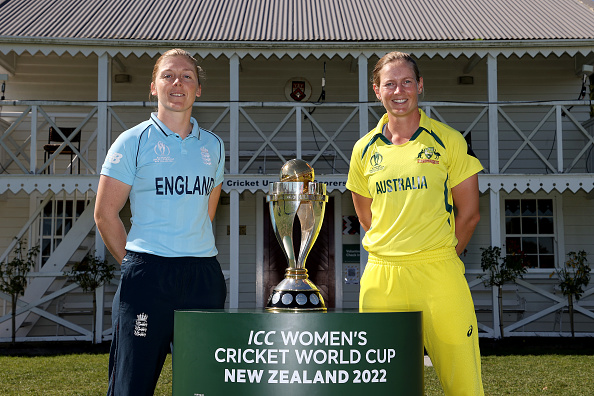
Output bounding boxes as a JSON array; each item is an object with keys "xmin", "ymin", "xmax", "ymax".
[{"xmin": 346, "ymin": 109, "xmax": 483, "ymax": 256}]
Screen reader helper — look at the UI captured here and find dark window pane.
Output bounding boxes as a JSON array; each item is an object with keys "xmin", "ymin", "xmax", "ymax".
[
  {"xmin": 506, "ymin": 217, "xmax": 521, "ymax": 234},
  {"xmin": 538, "ymin": 217, "xmax": 554, "ymax": 234},
  {"xmin": 522, "ymin": 217, "xmax": 537, "ymax": 234},
  {"xmin": 65, "ymin": 200, "xmax": 73, "ymax": 217},
  {"xmin": 65, "ymin": 219, "xmax": 73, "ymax": 233},
  {"xmin": 42, "ymin": 219, "xmax": 52, "ymax": 236},
  {"xmin": 505, "ymin": 200, "xmax": 520, "ymax": 216},
  {"xmin": 53, "ymin": 238, "xmax": 62, "ymax": 249},
  {"xmin": 56, "ymin": 201, "xmax": 64, "ymax": 218},
  {"xmin": 76, "ymin": 200, "xmax": 86, "ymax": 217},
  {"xmin": 539, "ymin": 255, "xmax": 555, "ymax": 269},
  {"xmin": 43, "ymin": 202, "xmax": 53, "ymax": 216},
  {"xmin": 538, "ymin": 199, "xmax": 553, "ymax": 216},
  {"xmin": 524, "ymin": 255, "xmax": 538, "ymax": 268},
  {"xmin": 41, "ymin": 239, "xmax": 51, "ymax": 256},
  {"xmin": 521, "ymin": 200, "xmax": 536, "ymax": 216},
  {"xmin": 539, "ymin": 237, "xmax": 554, "ymax": 254},
  {"xmin": 56, "ymin": 219, "xmax": 64, "ymax": 235},
  {"xmin": 506, "ymin": 237, "xmax": 522, "ymax": 254},
  {"xmin": 522, "ymin": 237, "xmax": 538, "ymax": 254}
]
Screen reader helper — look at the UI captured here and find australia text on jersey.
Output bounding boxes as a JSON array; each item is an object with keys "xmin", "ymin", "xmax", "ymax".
[{"xmin": 376, "ymin": 176, "xmax": 428, "ymax": 194}]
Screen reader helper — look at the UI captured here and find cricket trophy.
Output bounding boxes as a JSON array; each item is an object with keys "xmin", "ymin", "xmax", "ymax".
[{"xmin": 266, "ymin": 159, "xmax": 328, "ymax": 311}]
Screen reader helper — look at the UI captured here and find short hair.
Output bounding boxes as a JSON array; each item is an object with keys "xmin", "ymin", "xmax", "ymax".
[
  {"xmin": 151, "ymin": 48, "xmax": 205, "ymax": 86},
  {"xmin": 372, "ymin": 52, "xmax": 421, "ymax": 87}
]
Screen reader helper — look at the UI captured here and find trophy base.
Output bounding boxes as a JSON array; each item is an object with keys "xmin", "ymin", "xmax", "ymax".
[
  {"xmin": 265, "ymin": 277, "xmax": 327, "ymax": 312},
  {"xmin": 266, "ymin": 289, "xmax": 327, "ymax": 312}
]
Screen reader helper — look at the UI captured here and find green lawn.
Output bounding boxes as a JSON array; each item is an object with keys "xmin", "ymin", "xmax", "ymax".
[
  {"xmin": 425, "ymin": 355, "xmax": 594, "ymax": 395},
  {"xmin": 0, "ymin": 348, "xmax": 592, "ymax": 395}
]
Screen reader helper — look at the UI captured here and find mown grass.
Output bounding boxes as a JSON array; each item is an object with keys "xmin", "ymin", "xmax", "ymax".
[
  {"xmin": 424, "ymin": 354, "xmax": 594, "ymax": 395},
  {"xmin": 0, "ymin": 353, "xmax": 171, "ymax": 396},
  {"xmin": 0, "ymin": 347, "xmax": 593, "ymax": 395}
]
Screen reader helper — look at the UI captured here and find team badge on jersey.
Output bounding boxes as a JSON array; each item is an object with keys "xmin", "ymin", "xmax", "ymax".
[
  {"xmin": 369, "ymin": 151, "xmax": 385, "ymax": 173},
  {"xmin": 417, "ymin": 147, "xmax": 440, "ymax": 164},
  {"xmin": 201, "ymin": 146, "xmax": 212, "ymax": 166},
  {"xmin": 134, "ymin": 313, "xmax": 148, "ymax": 337}
]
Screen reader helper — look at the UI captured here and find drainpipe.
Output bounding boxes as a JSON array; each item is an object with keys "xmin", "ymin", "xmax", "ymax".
[
  {"xmin": 357, "ymin": 54, "xmax": 369, "ymax": 278},
  {"xmin": 487, "ymin": 54, "xmax": 502, "ymax": 339},
  {"xmin": 590, "ymin": 74, "xmax": 594, "ymax": 118},
  {"xmin": 229, "ymin": 54, "xmax": 240, "ymax": 309},
  {"xmin": 94, "ymin": 53, "xmax": 111, "ymax": 343}
]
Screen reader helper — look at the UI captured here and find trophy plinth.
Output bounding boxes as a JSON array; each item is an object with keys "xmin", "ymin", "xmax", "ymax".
[{"xmin": 266, "ymin": 159, "xmax": 328, "ymax": 312}]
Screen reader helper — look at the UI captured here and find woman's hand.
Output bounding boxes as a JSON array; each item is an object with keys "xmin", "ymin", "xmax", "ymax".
[
  {"xmin": 94, "ymin": 175, "xmax": 132, "ymax": 264},
  {"xmin": 451, "ymin": 174, "xmax": 480, "ymax": 256},
  {"xmin": 351, "ymin": 192, "xmax": 373, "ymax": 232}
]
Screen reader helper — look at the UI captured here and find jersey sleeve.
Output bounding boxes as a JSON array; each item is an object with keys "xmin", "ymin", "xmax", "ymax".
[
  {"xmin": 346, "ymin": 139, "xmax": 372, "ymax": 198},
  {"xmin": 447, "ymin": 131, "xmax": 483, "ymax": 188},
  {"xmin": 100, "ymin": 131, "xmax": 139, "ymax": 186}
]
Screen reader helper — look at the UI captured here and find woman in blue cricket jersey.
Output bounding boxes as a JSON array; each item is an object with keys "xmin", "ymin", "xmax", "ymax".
[{"xmin": 95, "ymin": 49, "xmax": 226, "ymax": 396}]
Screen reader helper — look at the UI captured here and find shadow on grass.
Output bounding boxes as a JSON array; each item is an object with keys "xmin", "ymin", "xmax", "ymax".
[
  {"xmin": 479, "ymin": 336, "xmax": 594, "ymax": 356},
  {"xmin": 0, "ymin": 341, "xmax": 111, "ymax": 357}
]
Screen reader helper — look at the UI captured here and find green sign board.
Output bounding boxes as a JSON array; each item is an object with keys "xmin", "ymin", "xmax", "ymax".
[
  {"xmin": 173, "ymin": 309, "xmax": 423, "ymax": 396},
  {"xmin": 342, "ymin": 244, "xmax": 361, "ymax": 263}
]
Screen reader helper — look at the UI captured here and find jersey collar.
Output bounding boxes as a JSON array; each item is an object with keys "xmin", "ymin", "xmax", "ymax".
[
  {"xmin": 150, "ymin": 113, "xmax": 201, "ymax": 140},
  {"xmin": 372, "ymin": 109, "xmax": 432, "ymax": 141},
  {"xmin": 361, "ymin": 109, "xmax": 432, "ymax": 159},
  {"xmin": 411, "ymin": 109, "xmax": 446, "ymax": 149}
]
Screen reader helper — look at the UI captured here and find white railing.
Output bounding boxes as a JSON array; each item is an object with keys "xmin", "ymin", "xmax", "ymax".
[
  {"xmin": 1, "ymin": 99, "xmax": 593, "ymax": 177},
  {"xmin": 0, "ymin": 270, "xmax": 235, "ymax": 344},
  {"xmin": 0, "ymin": 274, "xmax": 118, "ymax": 343},
  {"xmin": 468, "ymin": 270, "xmax": 594, "ymax": 338},
  {"xmin": 0, "ymin": 197, "xmax": 104, "ymax": 342}
]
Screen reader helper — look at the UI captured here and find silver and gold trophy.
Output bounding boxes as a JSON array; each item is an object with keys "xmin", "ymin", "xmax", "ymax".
[{"xmin": 266, "ymin": 159, "xmax": 328, "ymax": 311}]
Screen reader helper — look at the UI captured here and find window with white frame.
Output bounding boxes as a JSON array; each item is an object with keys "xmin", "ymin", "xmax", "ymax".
[
  {"xmin": 39, "ymin": 194, "xmax": 90, "ymax": 266},
  {"xmin": 504, "ymin": 198, "xmax": 555, "ymax": 269}
]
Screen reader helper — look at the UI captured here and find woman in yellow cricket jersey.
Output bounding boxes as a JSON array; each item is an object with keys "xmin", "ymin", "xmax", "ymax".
[{"xmin": 346, "ymin": 51, "xmax": 484, "ymax": 395}]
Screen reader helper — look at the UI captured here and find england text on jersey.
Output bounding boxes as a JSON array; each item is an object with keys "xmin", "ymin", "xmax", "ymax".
[{"xmin": 155, "ymin": 175, "xmax": 215, "ymax": 196}]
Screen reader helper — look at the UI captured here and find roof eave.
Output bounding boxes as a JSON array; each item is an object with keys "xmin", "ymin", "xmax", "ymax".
[{"xmin": 1, "ymin": 36, "xmax": 593, "ymax": 59}]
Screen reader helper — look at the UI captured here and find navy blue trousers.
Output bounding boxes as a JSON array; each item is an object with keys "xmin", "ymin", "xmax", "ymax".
[{"xmin": 107, "ymin": 251, "xmax": 227, "ymax": 396}]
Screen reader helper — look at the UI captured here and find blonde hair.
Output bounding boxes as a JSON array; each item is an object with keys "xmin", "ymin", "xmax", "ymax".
[
  {"xmin": 151, "ymin": 49, "xmax": 205, "ymax": 86},
  {"xmin": 372, "ymin": 52, "xmax": 421, "ymax": 86}
]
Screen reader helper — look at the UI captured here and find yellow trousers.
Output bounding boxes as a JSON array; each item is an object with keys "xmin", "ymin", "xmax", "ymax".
[{"xmin": 360, "ymin": 247, "xmax": 484, "ymax": 396}]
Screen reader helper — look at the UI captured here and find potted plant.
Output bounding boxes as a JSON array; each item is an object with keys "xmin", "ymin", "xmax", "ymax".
[
  {"xmin": 0, "ymin": 238, "xmax": 39, "ymax": 343},
  {"xmin": 552, "ymin": 250, "xmax": 590, "ymax": 337},
  {"xmin": 67, "ymin": 253, "xmax": 116, "ymax": 343},
  {"xmin": 479, "ymin": 244, "xmax": 527, "ymax": 339}
]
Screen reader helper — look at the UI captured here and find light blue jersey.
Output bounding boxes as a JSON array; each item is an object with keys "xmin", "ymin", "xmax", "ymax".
[{"xmin": 101, "ymin": 113, "xmax": 225, "ymax": 257}]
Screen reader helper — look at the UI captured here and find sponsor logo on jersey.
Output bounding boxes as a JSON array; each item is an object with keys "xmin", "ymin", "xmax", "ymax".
[
  {"xmin": 376, "ymin": 176, "xmax": 428, "ymax": 194},
  {"xmin": 417, "ymin": 147, "xmax": 441, "ymax": 164},
  {"xmin": 153, "ymin": 141, "xmax": 174, "ymax": 163},
  {"xmin": 106, "ymin": 152, "xmax": 123, "ymax": 164},
  {"xmin": 155, "ymin": 175, "xmax": 215, "ymax": 196},
  {"xmin": 369, "ymin": 151, "xmax": 385, "ymax": 173}
]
